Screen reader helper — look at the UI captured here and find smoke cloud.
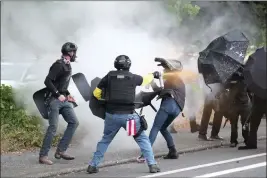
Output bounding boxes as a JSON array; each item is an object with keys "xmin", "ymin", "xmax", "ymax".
[{"xmin": 1, "ymin": 1, "xmax": 260, "ymax": 151}]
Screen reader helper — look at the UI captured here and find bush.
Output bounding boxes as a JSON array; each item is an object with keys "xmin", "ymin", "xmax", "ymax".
[{"xmin": 0, "ymin": 84, "xmax": 60, "ymax": 153}]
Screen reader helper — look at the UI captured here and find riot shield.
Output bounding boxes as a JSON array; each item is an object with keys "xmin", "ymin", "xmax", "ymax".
[
  {"xmin": 33, "ymin": 88, "xmax": 50, "ymax": 119},
  {"xmin": 88, "ymin": 77, "xmax": 106, "ymax": 119},
  {"xmin": 72, "ymin": 73, "xmax": 91, "ymax": 101},
  {"xmin": 33, "ymin": 72, "xmax": 89, "ymax": 119}
]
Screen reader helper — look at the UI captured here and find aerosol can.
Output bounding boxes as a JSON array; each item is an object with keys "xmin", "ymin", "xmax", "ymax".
[{"xmin": 158, "ymin": 72, "xmax": 164, "ymax": 88}]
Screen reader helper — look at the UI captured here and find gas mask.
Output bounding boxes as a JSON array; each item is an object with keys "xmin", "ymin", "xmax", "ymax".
[{"xmin": 70, "ymin": 50, "xmax": 77, "ymax": 62}]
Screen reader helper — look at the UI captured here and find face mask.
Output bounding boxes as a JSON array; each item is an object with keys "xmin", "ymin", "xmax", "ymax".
[{"xmin": 62, "ymin": 58, "xmax": 70, "ymax": 64}]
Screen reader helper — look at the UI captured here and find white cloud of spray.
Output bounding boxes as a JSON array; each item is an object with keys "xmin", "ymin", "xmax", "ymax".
[{"xmin": 1, "ymin": 1, "xmax": 260, "ymax": 151}]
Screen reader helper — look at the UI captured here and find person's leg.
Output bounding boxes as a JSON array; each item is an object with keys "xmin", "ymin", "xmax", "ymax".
[
  {"xmin": 230, "ymin": 113, "xmax": 239, "ymax": 147},
  {"xmin": 159, "ymin": 98, "xmax": 181, "ymax": 159},
  {"xmin": 239, "ymin": 105, "xmax": 251, "ymax": 144},
  {"xmin": 239, "ymin": 97, "xmax": 265, "ymax": 150},
  {"xmin": 130, "ymin": 114, "xmax": 160, "ymax": 173},
  {"xmin": 160, "ymin": 116, "xmax": 178, "ymax": 159},
  {"xmin": 198, "ymin": 99, "xmax": 213, "ymax": 140},
  {"xmin": 189, "ymin": 114, "xmax": 200, "ymax": 133},
  {"xmin": 55, "ymin": 102, "xmax": 79, "ymax": 160},
  {"xmin": 210, "ymin": 111, "xmax": 224, "ymax": 139},
  {"xmin": 137, "ymin": 99, "xmax": 174, "ymax": 162},
  {"xmin": 149, "ymin": 106, "xmax": 170, "ymax": 146},
  {"xmin": 39, "ymin": 99, "xmax": 61, "ymax": 165},
  {"xmin": 87, "ymin": 113, "xmax": 121, "ymax": 173}
]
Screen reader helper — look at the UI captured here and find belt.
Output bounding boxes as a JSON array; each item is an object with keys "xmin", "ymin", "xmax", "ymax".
[{"xmin": 107, "ymin": 110, "xmax": 134, "ymax": 114}]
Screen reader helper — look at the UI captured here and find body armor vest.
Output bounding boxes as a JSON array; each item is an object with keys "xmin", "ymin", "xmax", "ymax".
[{"xmin": 105, "ymin": 70, "xmax": 136, "ymax": 104}]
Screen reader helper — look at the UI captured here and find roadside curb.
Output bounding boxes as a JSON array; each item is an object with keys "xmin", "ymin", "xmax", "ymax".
[{"xmin": 31, "ymin": 136, "xmax": 267, "ymax": 178}]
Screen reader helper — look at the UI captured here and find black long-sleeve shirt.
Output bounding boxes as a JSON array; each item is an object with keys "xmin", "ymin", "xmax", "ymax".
[{"xmin": 44, "ymin": 59, "xmax": 72, "ymax": 98}]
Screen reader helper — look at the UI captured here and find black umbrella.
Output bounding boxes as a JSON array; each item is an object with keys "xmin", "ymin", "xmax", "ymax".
[
  {"xmin": 198, "ymin": 30, "xmax": 249, "ymax": 85},
  {"xmin": 243, "ymin": 47, "xmax": 267, "ymax": 99}
]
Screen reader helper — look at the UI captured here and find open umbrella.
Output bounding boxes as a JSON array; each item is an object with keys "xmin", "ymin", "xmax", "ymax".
[
  {"xmin": 198, "ymin": 30, "xmax": 249, "ymax": 85},
  {"xmin": 243, "ymin": 47, "xmax": 267, "ymax": 99}
]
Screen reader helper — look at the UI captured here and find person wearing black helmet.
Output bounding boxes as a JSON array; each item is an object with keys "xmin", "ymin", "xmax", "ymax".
[
  {"xmin": 39, "ymin": 42, "xmax": 79, "ymax": 165},
  {"xmin": 87, "ymin": 55, "xmax": 161, "ymax": 174}
]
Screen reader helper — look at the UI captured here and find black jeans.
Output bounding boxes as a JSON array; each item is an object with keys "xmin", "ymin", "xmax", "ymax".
[
  {"xmin": 247, "ymin": 96, "xmax": 267, "ymax": 147},
  {"xmin": 230, "ymin": 105, "xmax": 251, "ymax": 144}
]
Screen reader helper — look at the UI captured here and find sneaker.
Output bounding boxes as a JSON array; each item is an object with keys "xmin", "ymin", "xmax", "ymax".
[
  {"xmin": 87, "ymin": 165, "xmax": 99, "ymax": 174},
  {"xmin": 149, "ymin": 164, "xmax": 161, "ymax": 173},
  {"xmin": 210, "ymin": 135, "xmax": 224, "ymax": 140},
  {"xmin": 230, "ymin": 142, "xmax": 238, "ymax": 147},
  {"xmin": 137, "ymin": 155, "xmax": 146, "ymax": 163},
  {"xmin": 198, "ymin": 134, "xmax": 213, "ymax": 141}
]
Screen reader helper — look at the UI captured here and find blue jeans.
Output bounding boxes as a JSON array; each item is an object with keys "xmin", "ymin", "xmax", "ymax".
[
  {"xmin": 149, "ymin": 97, "xmax": 181, "ymax": 149},
  {"xmin": 39, "ymin": 99, "xmax": 79, "ymax": 157},
  {"xmin": 89, "ymin": 112, "xmax": 157, "ymax": 167}
]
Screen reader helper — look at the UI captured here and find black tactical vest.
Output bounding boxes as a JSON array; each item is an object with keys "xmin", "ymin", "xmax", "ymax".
[
  {"xmin": 51, "ymin": 59, "xmax": 72, "ymax": 95},
  {"xmin": 105, "ymin": 70, "xmax": 136, "ymax": 104}
]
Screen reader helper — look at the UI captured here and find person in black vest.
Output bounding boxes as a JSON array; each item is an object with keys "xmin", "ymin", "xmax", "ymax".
[
  {"xmin": 137, "ymin": 68, "xmax": 185, "ymax": 162},
  {"xmin": 238, "ymin": 94, "xmax": 267, "ymax": 150},
  {"xmin": 39, "ymin": 42, "xmax": 79, "ymax": 165},
  {"xmin": 87, "ymin": 55, "xmax": 161, "ymax": 174}
]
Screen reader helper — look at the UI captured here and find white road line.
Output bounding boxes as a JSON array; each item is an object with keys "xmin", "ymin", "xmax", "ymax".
[
  {"xmin": 138, "ymin": 153, "xmax": 266, "ymax": 178},
  {"xmin": 194, "ymin": 162, "xmax": 266, "ymax": 178}
]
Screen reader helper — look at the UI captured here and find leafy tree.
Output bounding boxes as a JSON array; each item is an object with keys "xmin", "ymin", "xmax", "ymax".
[
  {"xmin": 164, "ymin": 0, "xmax": 201, "ymax": 23},
  {"xmin": 0, "ymin": 84, "xmax": 61, "ymax": 153}
]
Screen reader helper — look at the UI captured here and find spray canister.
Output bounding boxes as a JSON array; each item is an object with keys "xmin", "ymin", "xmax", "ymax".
[{"xmin": 158, "ymin": 72, "xmax": 164, "ymax": 88}]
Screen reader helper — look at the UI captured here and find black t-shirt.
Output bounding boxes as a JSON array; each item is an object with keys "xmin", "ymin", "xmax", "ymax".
[{"xmin": 97, "ymin": 71, "xmax": 143, "ymax": 113}]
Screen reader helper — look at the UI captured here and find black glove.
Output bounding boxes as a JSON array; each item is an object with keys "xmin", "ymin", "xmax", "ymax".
[{"xmin": 153, "ymin": 71, "xmax": 160, "ymax": 79}]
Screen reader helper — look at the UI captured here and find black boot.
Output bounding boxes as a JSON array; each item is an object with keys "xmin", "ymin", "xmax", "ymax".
[
  {"xmin": 164, "ymin": 146, "xmax": 179, "ymax": 159},
  {"xmin": 238, "ymin": 145, "xmax": 257, "ymax": 150},
  {"xmin": 190, "ymin": 120, "xmax": 199, "ymax": 133}
]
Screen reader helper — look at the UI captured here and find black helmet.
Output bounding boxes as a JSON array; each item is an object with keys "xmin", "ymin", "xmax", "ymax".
[
  {"xmin": 114, "ymin": 55, "xmax": 131, "ymax": 70},
  {"xmin": 61, "ymin": 42, "xmax": 78, "ymax": 62}
]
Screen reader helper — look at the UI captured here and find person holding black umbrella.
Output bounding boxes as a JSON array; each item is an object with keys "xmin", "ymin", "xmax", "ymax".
[{"xmin": 238, "ymin": 47, "xmax": 267, "ymax": 150}]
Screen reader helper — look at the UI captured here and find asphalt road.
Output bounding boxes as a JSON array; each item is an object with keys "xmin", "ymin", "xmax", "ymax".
[{"xmin": 56, "ymin": 139, "xmax": 266, "ymax": 178}]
